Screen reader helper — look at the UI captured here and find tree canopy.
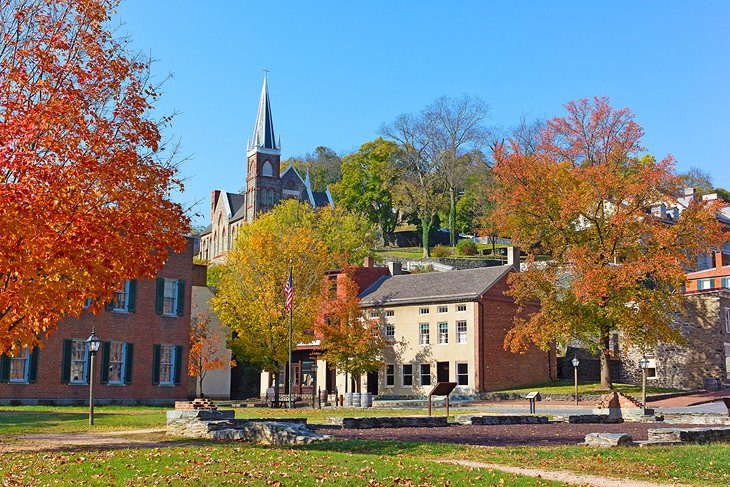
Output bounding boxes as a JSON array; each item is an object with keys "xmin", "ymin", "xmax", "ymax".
[
  {"xmin": 0, "ymin": 0, "xmax": 188, "ymax": 353},
  {"xmin": 491, "ymin": 97, "xmax": 728, "ymax": 387}
]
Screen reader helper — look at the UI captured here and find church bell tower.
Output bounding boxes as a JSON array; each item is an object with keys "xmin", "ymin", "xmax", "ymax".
[{"xmin": 245, "ymin": 73, "xmax": 282, "ymax": 221}]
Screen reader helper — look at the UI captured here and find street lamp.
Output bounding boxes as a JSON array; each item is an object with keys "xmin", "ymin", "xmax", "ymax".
[
  {"xmin": 638, "ymin": 357, "xmax": 649, "ymax": 415},
  {"xmin": 85, "ymin": 328, "xmax": 101, "ymax": 426},
  {"xmin": 571, "ymin": 357, "xmax": 580, "ymax": 405}
]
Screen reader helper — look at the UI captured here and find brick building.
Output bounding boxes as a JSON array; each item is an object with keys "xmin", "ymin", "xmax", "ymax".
[{"xmin": 0, "ymin": 239, "xmax": 195, "ymax": 405}]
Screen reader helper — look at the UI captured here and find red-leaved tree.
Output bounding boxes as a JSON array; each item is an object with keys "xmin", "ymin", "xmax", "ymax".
[
  {"xmin": 0, "ymin": 0, "xmax": 188, "ymax": 353},
  {"xmin": 491, "ymin": 97, "xmax": 728, "ymax": 387}
]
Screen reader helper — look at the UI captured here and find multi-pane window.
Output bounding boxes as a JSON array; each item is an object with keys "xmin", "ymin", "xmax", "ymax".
[
  {"xmin": 159, "ymin": 344, "xmax": 175, "ymax": 385},
  {"xmin": 456, "ymin": 304, "xmax": 467, "ymax": 312},
  {"xmin": 697, "ymin": 279, "xmax": 714, "ymax": 290},
  {"xmin": 419, "ymin": 307, "xmax": 429, "ymax": 315},
  {"xmin": 456, "ymin": 363, "xmax": 469, "ymax": 385},
  {"xmin": 108, "ymin": 342, "xmax": 126, "ymax": 384},
  {"xmin": 456, "ymin": 321, "xmax": 467, "ymax": 343},
  {"xmin": 113, "ymin": 280, "xmax": 130, "ymax": 312},
  {"xmin": 438, "ymin": 322, "xmax": 448, "ymax": 344},
  {"xmin": 9, "ymin": 348, "xmax": 29, "ymax": 383},
  {"xmin": 722, "ymin": 277, "xmax": 730, "ymax": 289},
  {"xmin": 70, "ymin": 340, "xmax": 88, "ymax": 383},
  {"xmin": 385, "ymin": 310, "xmax": 394, "ymax": 317},
  {"xmin": 437, "ymin": 306, "xmax": 448, "ymax": 313},
  {"xmin": 368, "ymin": 310, "xmax": 379, "ymax": 319},
  {"xmin": 725, "ymin": 308, "xmax": 730, "ymax": 334},
  {"xmin": 385, "ymin": 364, "xmax": 395, "ymax": 386},
  {"xmin": 384, "ymin": 323, "xmax": 395, "ymax": 340},
  {"xmin": 419, "ymin": 323, "xmax": 430, "ymax": 345},
  {"xmin": 402, "ymin": 364, "xmax": 413, "ymax": 386},
  {"xmin": 163, "ymin": 280, "xmax": 178, "ymax": 316},
  {"xmin": 420, "ymin": 364, "xmax": 431, "ymax": 386}
]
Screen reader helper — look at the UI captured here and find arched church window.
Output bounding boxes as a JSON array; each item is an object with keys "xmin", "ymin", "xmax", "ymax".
[{"xmin": 262, "ymin": 161, "xmax": 273, "ymax": 177}]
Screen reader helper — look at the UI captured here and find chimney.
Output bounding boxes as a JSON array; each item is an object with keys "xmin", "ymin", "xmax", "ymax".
[
  {"xmin": 388, "ymin": 262, "xmax": 402, "ymax": 276},
  {"xmin": 507, "ymin": 246, "xmax": 521, "ymax": 271},
  {"xmin": 363, "ymin": 256, "xmax": 374, "ymax": 268},
  {"xmin": 211, "ymin": 190, "xmax": 221, "ymax": 222}
]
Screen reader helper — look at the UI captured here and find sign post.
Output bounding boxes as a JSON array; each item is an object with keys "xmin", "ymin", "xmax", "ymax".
[{"xmin": 428, "ymin": 382, "xmax": 457, "ymax": 417}]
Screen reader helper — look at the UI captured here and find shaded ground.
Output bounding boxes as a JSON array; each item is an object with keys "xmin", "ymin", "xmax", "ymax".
[{"xmin": 317, "ymin": 422, "xmax": 701, "ymax": 447}]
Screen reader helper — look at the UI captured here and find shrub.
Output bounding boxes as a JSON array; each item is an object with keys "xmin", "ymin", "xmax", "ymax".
[
  {"xmin": 456, "ymin": 239, "xmax": 478, "ymax": 256},
  {"xmin": 430, "ymin": 245, "xmax": 452, "ymax": 258}
]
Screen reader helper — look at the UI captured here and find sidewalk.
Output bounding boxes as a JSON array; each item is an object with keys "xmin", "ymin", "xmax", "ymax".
[{"xmin": 649, "ymin": 390, "xmax": 729, "ymax": 408}]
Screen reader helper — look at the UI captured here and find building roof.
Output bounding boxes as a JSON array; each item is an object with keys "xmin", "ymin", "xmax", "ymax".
[
  {"xmin": 247, "ymin": 75, "xmax": 279, "ymax": 153},
  {"xmin": 359, "ymin": 265, "xmax": 513, "ymax": 307}
]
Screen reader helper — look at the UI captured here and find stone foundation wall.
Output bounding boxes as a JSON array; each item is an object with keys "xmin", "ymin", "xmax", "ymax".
[
  {"xmin": 332, "ymin": 416, "xmax": 448, "ymax": 429},
  {"xmin": 648, "ymin": 426, "xmax": 730, "ymax": 443},
  {"xmin": 457, "ymin": 415, "xmax": 549, "ymax": 425}
]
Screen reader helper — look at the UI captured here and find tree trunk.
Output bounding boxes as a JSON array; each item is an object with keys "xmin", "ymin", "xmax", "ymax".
[
  {"xmin": 421, "ymin": 216, "xmax": 430, "ymax": 257},
  {"xmin": 491, "ymin": 234, "xmax": 496, "ymax": 256},
  {"xmin": 273, "ymin": 367, "xmax": 280, "ymax": 407},
  {"xmin": 598, "ymin": 333, "xmax": 613, "ymax": 389},
  {"xmin": 198, "ymin": 374, "xmax": 204, "ymax": 398},
  {"xmin": 354, "ymin": 374, "xmax": 361, "ymax": 393},
  {"xmin": 449, "ymin": 187, "xmax": 456, "ymax": 248}
]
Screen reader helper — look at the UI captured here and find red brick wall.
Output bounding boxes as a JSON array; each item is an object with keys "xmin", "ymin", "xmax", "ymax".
[
  {"xmin": 477, "ymin": 272, "xmax": 556, "ymax": 392},
  {"xmin": 0, "ymin": 239, "xmax": 194, "ymax": 405}
]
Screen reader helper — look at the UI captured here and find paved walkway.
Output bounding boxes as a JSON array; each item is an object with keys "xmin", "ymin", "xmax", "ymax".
[
  {"xmin": 440, "ymin": 459, "xmax": 685, "ymax": 487},
  {"xmin": 650, "ymin": 390, "xmax": 729, "ymax": 408}
]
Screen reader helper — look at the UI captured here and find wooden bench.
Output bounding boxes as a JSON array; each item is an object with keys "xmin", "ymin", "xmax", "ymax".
[{"xmin": 265, "ymin": 388, "xmax": 302, "ymax": 408}]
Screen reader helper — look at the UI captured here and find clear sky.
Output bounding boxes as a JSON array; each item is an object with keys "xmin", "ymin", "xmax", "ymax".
[{"xmin": 116, "ymin": 1, "xmax": 730, "ymax": 226}]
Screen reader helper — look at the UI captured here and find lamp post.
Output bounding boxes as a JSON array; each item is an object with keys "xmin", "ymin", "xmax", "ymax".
[
  {"xmin": 571, "ymin": 357, "xmax": 580, "ymax": 405},
  {"xmin": 638, "ymin": 357, "xmax": 649, "ymax": 415},
  {"xmin": 85, "ymin": 328, "xmax": 101, "ymax": 426}
]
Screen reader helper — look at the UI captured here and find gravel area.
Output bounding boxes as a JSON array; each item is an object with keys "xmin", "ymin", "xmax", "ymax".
[{"xmin": 316, "ymin": 422, "xmax": 701, "ymax": 446}]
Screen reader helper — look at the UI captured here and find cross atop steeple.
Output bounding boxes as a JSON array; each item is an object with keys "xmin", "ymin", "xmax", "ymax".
[
  {"xmin": 247, "ymin": 72, "xmax": 279, "ymax": 154},
  {"xmin": 263, "ymin": 66, "xmax": 270, "ymax": 78}
]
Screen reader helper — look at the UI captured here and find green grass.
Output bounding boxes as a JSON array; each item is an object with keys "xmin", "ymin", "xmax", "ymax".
[
  {"xmin": 1, "ymin": 443, "xmax": 559, "ymax": 486},
  {"xmin": 493, "ymin": 380, "xmax": 683, "ymax": 396}
]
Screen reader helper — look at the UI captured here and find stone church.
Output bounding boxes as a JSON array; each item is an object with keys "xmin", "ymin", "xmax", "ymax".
[{"xmin": 198, "ymin": 76, "xmax": 333, "ymax": 263}]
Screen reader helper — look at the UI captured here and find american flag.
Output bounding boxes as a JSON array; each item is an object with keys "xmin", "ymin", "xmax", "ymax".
[{"xmin": 284, "ymin": 272, "xmax": 294, "ymax": 312}]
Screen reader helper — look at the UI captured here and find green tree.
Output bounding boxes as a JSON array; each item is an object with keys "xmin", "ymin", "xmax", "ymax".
[
  {"xmin": 334, "ymin": 138, "xmax": 400, "ymax": 244},
  {"xmin": 679, "ymin": 166, "xmax": 713, "ymax": 195},
  {"xmin": 286, "ymin": 146, "xmax": 342, "ymax": 192}
]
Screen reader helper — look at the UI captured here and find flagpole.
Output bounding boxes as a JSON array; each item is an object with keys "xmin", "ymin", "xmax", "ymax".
[{"xmin": 288, "ymin": 264, "xmax": 293, "ymax": 410}]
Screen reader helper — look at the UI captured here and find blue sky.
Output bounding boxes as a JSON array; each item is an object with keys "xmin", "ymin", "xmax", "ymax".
[{"xmin": 116, "ymin": 1, "xmax": 730, "ymax": 226}]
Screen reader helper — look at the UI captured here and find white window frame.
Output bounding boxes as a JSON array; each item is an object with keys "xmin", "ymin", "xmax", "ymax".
[
  {"xmin": 9, "ymin": 347, "xmax": 30, "ymax": 383},
  {"xmin": 402, "ymin": 364, "xmax": 413, "ymax": 386},
  {"xmin": 697, "ymin": 279, "xmax": 713, "ymax": 291},
  {"xmin": 437, "ymin": 306, "xmax": 448, "ymax": 314},
  {"xmin": 456, "ymin": 304, "xmax": 467, "ymax": 312},
  {"xmin": 419, "ymin": 307, "xmax": 429, "ymax": 315},
  {"xmin": 112, "ymin": 280, "xmax": 131, "ymax": 312},
  {"xmin": 162, "ymin": 280, "xmax": 179, "ymax": 317},
  {"xmin": 108, "ymin": 342, "xmax": 126, "ymax": 385},
  {"xmin": 456, "ymin": 362, "xmax": 469, "ymax": 386},
  {"xmin": 456, "ymin": 321, "xmax": 467, "ymax": 343},
  {"xmin": 725, "ymin": 308, "xmax": 730, "ymax": 334},
  {"xmin": 420, "ymin": 363, "xmax": 431, "ymax": 386},
  {"xmin": 70, "ymin": 340, "xmax": 89, "ymax": 384},
  {"xmin": 385, "ymin": 310, "xmax": 395, "ymax": 318},
  {"xmin": 159, "ymin": 344, "xmax": 176, "ymax": 385},
  {"xmin": 368, "ymin": 310, "xmax": 379, "ymax": 319},
  {"xmin": 419, "ymin": 323, "xmax": 430, "ymax": 345},
  {"xmin": 438, "ymin": 322, "xmax": 448, "ymax": 344},
  {"xmin": 384, "ymin": 323, "xmax": 395, "ymax": 340},
  {"xmin": 385, "ymin": 364, "xmax": 395, "ymax": 387}
]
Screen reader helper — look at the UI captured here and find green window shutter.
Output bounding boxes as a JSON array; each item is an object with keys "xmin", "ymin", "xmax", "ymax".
[
  {"xmin": 128, "ymin": 280, "xmax": 137, "ymax": 313},
  {"xmin": 124, "ymin": 343, "xmax": 134, "ymax": 384},
  {"xmin": 28, "ymin": 347, "xmax": 39, "ymax": 383},
  {"xmin": 173, "ymin": 345, "xmax": 183, "ymax": 385},
  {"xmin": 0, "ymin": 355, "xmax": 9, "ymax": 382},
  {"xmin": 99, "ymin": 342, "xmax": 110, "ymax": 384},
  {"xmin": 152, "ymin": 344, "xmax": 161, "ymax": 384},
  {"xmin": 61, "ymin": 339, "xmax": 72, "ymax": 383},
  {"xmin": 155, "ymin": 278, "xmax": 164, "ymax": 315},
  {"xmin": 176, "ymin": 280, "xmax": 186, "ymax": 317},
  {"xmin": 710, "ymin": 279, "xmax": 716, "ymax": 289}
]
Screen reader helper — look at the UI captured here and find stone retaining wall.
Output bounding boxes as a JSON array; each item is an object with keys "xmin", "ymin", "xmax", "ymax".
[
  {"xmin": 648, "ymin": 426, "xmax": 730, "ymax": 443},
  {"xmin": 568, "ymin": 414, "xmax": 623, "ymax": 424},
  {"xmin": 662, "ymin": 413, "xmax": 730, "ymax": 425},
  {"xmin": 331, "ymin": 416, "xmax": 448, "ymax": 429},
  {"xmin": 456, "ymin": 415, "xmax": 549, "ymax": 425}
]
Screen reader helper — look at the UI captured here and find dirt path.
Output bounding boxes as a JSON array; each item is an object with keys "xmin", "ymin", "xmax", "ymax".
[
  {"xmin": 0, "ymin": 428, "xmax": 171, "ymax": 453},
  {"xmin": 440, "ymin": 459, "xmax": 686, "ymax": 487}
]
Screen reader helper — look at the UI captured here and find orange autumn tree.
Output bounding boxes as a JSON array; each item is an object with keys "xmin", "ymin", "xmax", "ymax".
[
  {"xmin": 189, "ymin": 309, "xmax": 235, "ymax": 397},
  {"xmin": 0, "ymin": 0, "xmax": 188, "ymax": 353},
  {"xmin": 315, "ymin": 273, "xmax": 388, "ymax": 393},
  {"xmin": 491, "ymin": 97, "xmax": 728, "ymax": 388}
]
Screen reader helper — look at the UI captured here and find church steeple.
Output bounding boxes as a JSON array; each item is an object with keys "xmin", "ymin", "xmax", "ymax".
[{"xmin": 247, "ymin": 73, "xmax": 279, "ymax": 155}]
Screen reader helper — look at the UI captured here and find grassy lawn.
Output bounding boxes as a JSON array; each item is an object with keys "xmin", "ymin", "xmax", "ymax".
[
  {"xmin": 493, "ymin": 380, "xmax": 682, "ymax": 396},
  {"xmin": 2, "ymin": 443, "xmax": 559, "ymax": 486}
]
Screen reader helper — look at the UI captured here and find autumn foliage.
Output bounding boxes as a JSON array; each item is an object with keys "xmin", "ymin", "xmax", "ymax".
[
  {"xmin": 189, "ymin": 308, "xmax": 235, "ymax": 397},
  {"xmin": 491, "ymin": 97, "xmax": 728, "ymax": 386},
  {"xmin": 0, "ymin": 0, "xmax": 188, "ymax": 353},
  {"xmin": 315, "ymin": 273, "xmax": 388, "ymax": 392}
]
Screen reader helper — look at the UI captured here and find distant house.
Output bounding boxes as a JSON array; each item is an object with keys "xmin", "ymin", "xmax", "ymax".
[{"xmin": 0, "ymin": 239, "xmax": 195, "ymax": 405}]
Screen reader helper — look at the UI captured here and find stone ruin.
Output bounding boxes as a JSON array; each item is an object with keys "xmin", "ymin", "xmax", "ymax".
[
  {"xmin": 592, "ymin": 391, "xmax": 654, "ymax": 421},
  {"xmin": 167, "ymin": 402, "xmax": 330, "ymax": 445}
]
